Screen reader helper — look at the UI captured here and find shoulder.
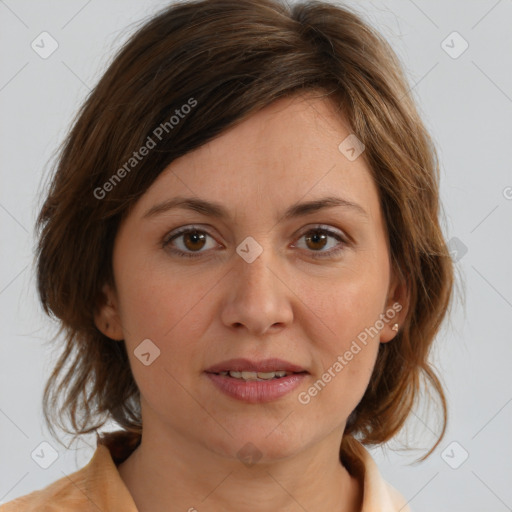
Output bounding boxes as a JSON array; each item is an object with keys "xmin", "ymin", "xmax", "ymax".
[
  {"xmin": 0, "ymin": 463, "xmax": 99, "ymax": 511},
  {"xmin": 381, "ymin": 480, "xmax": 411, "ymax": 512},
  {"xmin": 0, "ymin": 431, "xmax": 140, "ymax": 512},
  {"xmin": 341, "ymin": 435, "xmax": 411, "ymax": 512}
]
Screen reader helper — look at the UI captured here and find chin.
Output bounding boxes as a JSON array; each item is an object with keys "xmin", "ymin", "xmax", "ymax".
[{"xmin": 206, "ymin": 423, "xmax": 312, "ymax": 465}]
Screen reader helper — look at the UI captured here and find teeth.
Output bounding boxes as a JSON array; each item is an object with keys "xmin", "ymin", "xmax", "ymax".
[{"xmin": 218, "ymin": 370, "xmax": 290, "ymax": 380}]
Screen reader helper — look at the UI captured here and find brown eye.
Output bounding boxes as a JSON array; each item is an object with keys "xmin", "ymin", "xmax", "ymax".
[
  {"xmin": 305, "ymin": 231, "xmax": 329, "ymax": 251},
  {"xmin": 182, "ymin": 230, "xmax": 207, "ymax": 251},
  {"xmin": 293, "ymin": 227, "xmax": 347, "ymax": 259},
  {"xmin": 163, "ymin": 227, "xmax": 218, "ymax": 258}
]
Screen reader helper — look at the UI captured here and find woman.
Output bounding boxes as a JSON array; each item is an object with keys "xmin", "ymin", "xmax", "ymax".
[{"xmin": 1, "ymin": 0, "xmax": 453, "ymax": 510}]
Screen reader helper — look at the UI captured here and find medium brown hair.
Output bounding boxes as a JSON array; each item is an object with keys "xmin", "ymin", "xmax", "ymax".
[{"xmin": 35, "ymin": 0, "xmax": 454, "ymax": 459}]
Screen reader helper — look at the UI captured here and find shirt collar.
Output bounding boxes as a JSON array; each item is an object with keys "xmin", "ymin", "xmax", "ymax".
[{"xmin": 87, "ymin": 430, "xmax": 409, "ymax": 512}]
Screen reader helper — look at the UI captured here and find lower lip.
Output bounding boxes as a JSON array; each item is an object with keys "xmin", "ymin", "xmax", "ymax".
[{"xmin": 205, "ymin": 373, "xmax": 307, "ymax": 403}]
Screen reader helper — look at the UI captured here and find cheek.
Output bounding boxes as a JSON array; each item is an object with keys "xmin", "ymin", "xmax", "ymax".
[
  {"xmin": 297, "ymin": 288, "xmax": 382, "ymax": 422},
  {"xmin": 296, "ymin": 262, "xmax": 388, "ymax": 402},
  {"xmin": 113, "ymin": 257, "xmax": 223, "ymax": 397},
  {"xmin": 114, "ymin": 244, "xmax": 212, "ymax": 340},
  {"xmin": 113, "ymin": 264, "xmax": 209, "ymax": 401},
  {"xmin": 300, "ymin": 265, "xmax": 389, "ymax": 348}
]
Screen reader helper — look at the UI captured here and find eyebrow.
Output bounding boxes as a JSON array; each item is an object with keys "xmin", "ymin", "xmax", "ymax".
[{"xmin": 142, "ymin": 195, "xmax": 368, "ymax": 221}]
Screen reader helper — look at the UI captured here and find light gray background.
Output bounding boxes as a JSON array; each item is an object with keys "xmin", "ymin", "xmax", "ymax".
[{"xmin": 1, "ymin": 1, "xmax": 511, "ymax": 510}]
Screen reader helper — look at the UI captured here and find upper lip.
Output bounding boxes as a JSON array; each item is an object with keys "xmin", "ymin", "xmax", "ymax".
[{"xmin": 205, "ymin": 358, "xmax": 307, "ymax": 374}]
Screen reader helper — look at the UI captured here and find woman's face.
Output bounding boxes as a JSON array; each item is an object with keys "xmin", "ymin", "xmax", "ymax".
[{"xmin": 97, "ymin": 94, "xmax": 405, "ymax": 463}]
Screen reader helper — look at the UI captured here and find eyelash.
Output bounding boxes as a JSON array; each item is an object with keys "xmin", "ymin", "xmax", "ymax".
[{"xmin": 162, "ymin": 225, "xmax": 348, "ymax": 260}]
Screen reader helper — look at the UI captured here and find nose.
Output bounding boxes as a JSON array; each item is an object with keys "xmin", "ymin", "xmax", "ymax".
[{"xmin": 220, "ymin": 243, "xmax": 294, "ymax": 336}]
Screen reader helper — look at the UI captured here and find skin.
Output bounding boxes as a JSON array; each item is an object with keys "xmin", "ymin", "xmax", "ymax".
[{"xmin": 95, "ymin": 93, "xmax": 408, "ymax": 512}]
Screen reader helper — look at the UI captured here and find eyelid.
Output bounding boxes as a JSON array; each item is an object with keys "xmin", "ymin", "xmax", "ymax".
[
  {"xmin": 294, "ymin": 223, "xmax": 347, "ymax": 241},
  {"xmin": 162, "ymin": 223, "xmax": 350, "ymax": 259},
  {"xmin": 290, "ymin": 224, "xmax": 348, "ymax": 258},
  {"xmin": 162, "ymin": 224, "xmax": 217, "ymax": 244}
]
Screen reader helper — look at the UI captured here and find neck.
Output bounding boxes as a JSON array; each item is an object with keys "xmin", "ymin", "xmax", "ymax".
[{"xmin": 117, "ymin": 422, "xmax": 362, "ymax": 512}]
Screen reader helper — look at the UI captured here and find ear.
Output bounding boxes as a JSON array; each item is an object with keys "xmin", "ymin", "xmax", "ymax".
[
  {"xmin": 94, "ymin": 283, "xmax": 124, "ymax": 341},
  {"xmin": 379, "ymin": 269, "xmax": 410, "ymax": 344}
]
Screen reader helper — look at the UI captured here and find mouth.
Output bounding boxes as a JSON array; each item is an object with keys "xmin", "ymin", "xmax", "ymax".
[
  {"xmin": 205, "ymin": 358, "xmax": 308, "ymax": 379},
  {"xmin": 204, "ymin": 359, "xmax": 309, "ymax": 403},
  {"xmin": 204, "ymin": 358, "xmax": 309, "ymax": 400},
  {"xmin": 211, "ymin": 369, "xmax": 306, "ymax": 381}
]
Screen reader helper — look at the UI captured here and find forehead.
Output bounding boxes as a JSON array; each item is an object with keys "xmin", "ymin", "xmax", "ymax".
[
  {"xmin": 132, "ymin": 94, "xmax": 380, "ymax": 223},
  {"xmin": 193, "ymin": 94, "xmax": 359, "ymax": 175}
]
